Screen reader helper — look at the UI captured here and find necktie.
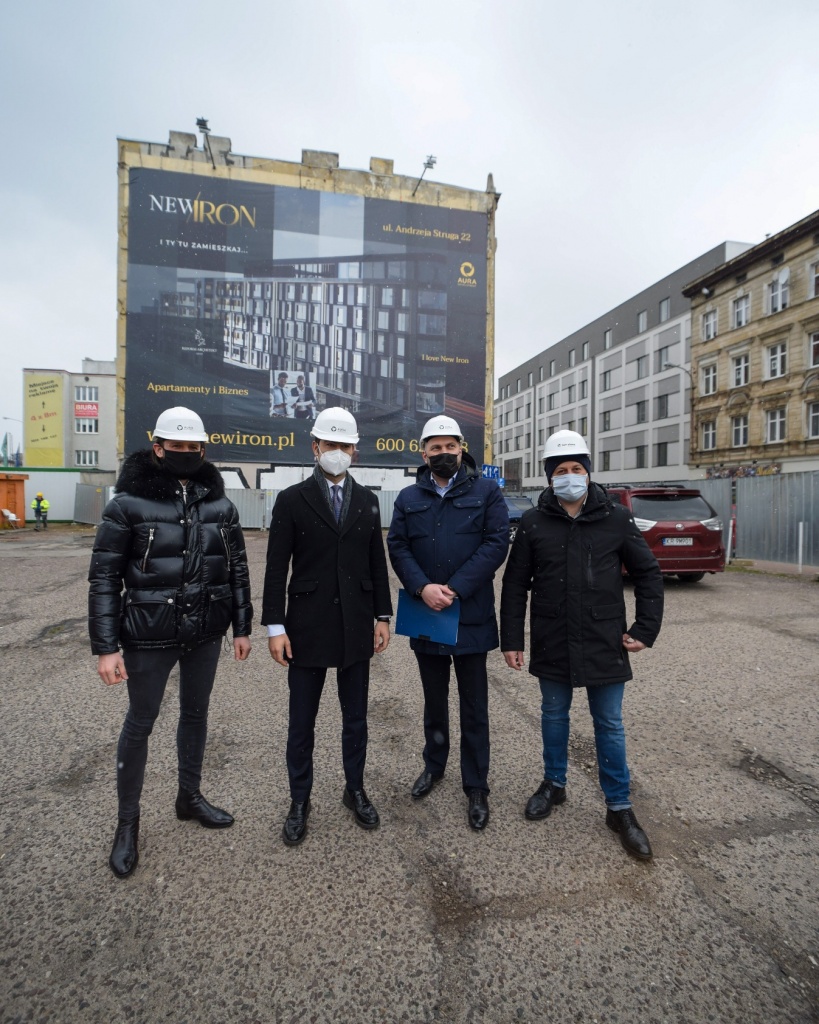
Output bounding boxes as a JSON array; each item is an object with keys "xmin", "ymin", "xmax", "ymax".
[{"xmin": 332, "ymin": 484, "xmax": 342, "ymax": 522}]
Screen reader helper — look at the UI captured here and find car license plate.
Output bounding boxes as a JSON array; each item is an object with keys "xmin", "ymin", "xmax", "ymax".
[{"xmin": 663, "ymin": 537, "xmax": 693, "ymax": 546}]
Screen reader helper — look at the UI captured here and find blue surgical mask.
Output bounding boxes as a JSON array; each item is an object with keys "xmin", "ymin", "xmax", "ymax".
[{"xmin": 552, "ymin": 474, "xmax": 589, "ymax": 502}]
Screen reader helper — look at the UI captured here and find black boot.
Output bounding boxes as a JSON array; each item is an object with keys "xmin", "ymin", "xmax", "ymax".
[
  {"xmin": 606, "ymin": 808, "xmax": 653, "ymax": 860},
  {"xmin": 282, "ymin": 800, "xmax": 311, "ymax": 846},
  {"xmin": 175, "ymin": 789, "xmax": 234, "ymax": 829},
  {"xmin": 109, "ymin": 819, "xmax": 139, "ymax": 878}
]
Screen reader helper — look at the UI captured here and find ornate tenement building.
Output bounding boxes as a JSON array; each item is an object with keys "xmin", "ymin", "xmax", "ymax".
[{"xmin": 683, "ymin": 209, "xmax": 819, "ymax": 475}]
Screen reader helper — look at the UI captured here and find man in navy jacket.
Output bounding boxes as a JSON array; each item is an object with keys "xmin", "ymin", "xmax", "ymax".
[{"xmin": 387, "ymin": 416, "xmax": 508, "ymax": 830}]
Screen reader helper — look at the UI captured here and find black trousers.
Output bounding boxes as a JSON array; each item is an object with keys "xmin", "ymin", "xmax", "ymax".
[
  {"xmin": 415, "ymin": 651, "xmax": 490, "ymax": 794},
  {"xmin": 286, "ymin": 661, "xmax": 370, "ymax": 801},
  {"xmin": 116, "ymin": 640, "xmax": 222, "ymax": 821}
]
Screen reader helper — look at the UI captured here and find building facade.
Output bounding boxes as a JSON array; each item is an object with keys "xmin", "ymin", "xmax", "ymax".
[
  {"xmin": 683, "ymin": 210, "xmax": 819, "ymax": 476},
  {"xmin": 495, "ymin": 243, "xmax": 751, "ymax": 490},
  {"xmin": 23, "ymin": 359, "xmax": 117, "ymax": 470}
]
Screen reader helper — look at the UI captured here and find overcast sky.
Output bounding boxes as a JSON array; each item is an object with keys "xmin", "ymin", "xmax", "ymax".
[{"xmin": 2, "ymin": 0, "xmax": 818, "ymax": 437}]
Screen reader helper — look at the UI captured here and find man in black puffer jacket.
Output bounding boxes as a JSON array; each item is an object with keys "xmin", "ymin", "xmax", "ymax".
[{"xmin": 88, "ymin": 407, "xmax": 252, "ymax": 879}]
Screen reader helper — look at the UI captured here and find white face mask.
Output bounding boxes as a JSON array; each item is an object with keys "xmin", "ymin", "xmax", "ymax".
[
  {"xmin": 552, "ymin": 473, "xmax": 589, "ymax": 502},
  {"xmin": 318, "ymin": 449, "xmax": 352, "ymax": 477}
]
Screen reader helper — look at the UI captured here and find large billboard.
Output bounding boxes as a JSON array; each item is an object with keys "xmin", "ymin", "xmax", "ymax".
[
  {"xmin": 122, "ymin": 163, "xmax": 492, "ymax": 465},
  {"xmin": 24, "ymin": 374, "xmax": 64, "ymax": 467}
]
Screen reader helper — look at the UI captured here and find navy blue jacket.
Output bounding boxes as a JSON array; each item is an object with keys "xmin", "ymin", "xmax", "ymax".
[{"xmin": 387, "ymin": 453, "xmax": 509, "ymax": 655}]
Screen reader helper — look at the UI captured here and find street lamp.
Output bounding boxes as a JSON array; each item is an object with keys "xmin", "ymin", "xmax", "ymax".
[{"xmin": 663, "ymin": 362, "xmax": 696, "ymax": 461}]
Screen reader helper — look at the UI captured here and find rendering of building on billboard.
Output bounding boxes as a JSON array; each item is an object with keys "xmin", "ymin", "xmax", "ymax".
[{"xmin": 118, "ymin": 132, "xmax": 499, "ymax": 468}]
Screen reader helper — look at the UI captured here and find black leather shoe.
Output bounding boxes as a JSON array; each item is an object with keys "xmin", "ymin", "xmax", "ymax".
[
  {"xmin": 109, "ymin": 819, "xmax": 139, "ymax": 878},
  {"xmin": 175, "ymin": 789, "xmax": 234, "ymax": 829},
  {"xmin": 411, "ymin": 769, "xmax": 444, "ymax": 800},
  {"xmin": 467, "ymin": 789, "xmax": 489, "ymax": 831},
  {"xmin": 525, "ymin": 780, "xmax": 567, "ymax": 820},
  {"xmin": 342, "ymin": 787, "xmax": 380, "ymax": 830},
  {"xmin": 606, "ymin": 808, "xmax": 653, "ymax": 860},
  {"xmin": 282, "ymin": 800, "xmax": 311, "ymax": 846}
]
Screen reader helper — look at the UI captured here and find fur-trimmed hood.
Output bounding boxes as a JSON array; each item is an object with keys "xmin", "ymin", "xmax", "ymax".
[{"xmin": 114, "ymin": 449, "xmax": 226, "ymax": 502}]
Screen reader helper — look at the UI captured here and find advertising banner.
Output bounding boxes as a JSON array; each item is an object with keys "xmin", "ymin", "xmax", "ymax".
[
  {"xmin": 124, "ymin": 168, "xmax": 489, "ymax": 465},
  {"xmin": 25, "ymin": 374, "xmax": 64, "ymax": 467}
]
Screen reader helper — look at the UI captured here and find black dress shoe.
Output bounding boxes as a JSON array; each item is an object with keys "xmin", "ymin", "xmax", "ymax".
[
  {"xmin": 109, "ymin": 819, "xmax": 139, "ymax": 878},
  {"xmin": 282, "ymin": 800, "xmax": 311, "ymax": 846},
  {"xmin": 525, "ymin": 780, "xmax": 567, "ymax": 820},
  {"xmin": 175, "ymin": 789, "xmax": 234, "ymax": 829},
  {"xmin": 606, "ymin": 808, "xmax": 653, "ymax": 860},
  {"xmin": 467, "ymin": 789, "xmax": 489, "ymax": 831},
  {"xmin": 342, "ymin": 787, "xmax": 380, "ymax": 830},
  {"xmin": 411, "ymin": 769, "xmax": 444, "ymax": 800}
]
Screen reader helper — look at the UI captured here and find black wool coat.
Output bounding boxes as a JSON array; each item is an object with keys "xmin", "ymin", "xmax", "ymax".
[
  {"xmin": 500, "ymin": 482, "xmax": 663, "ymax": 686},
  {"xmin": 88, "ymin": 450, "xmax": 253, "ymax": 654},
  {"xmin": 261, "ymin": 474, "xmax": 393, "ymax": 669}
]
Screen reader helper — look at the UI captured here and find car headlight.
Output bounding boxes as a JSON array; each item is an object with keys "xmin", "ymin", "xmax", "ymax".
[
  {"xmin": 633, "ymin": 517, "xmax": 656, "ymax": 531},
  {"xmin": 701, "ymin": 516, "xmax": 723, "ymax": 532}
]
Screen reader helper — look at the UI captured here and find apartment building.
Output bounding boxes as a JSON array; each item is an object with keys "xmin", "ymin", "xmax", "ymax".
[
  {"xmin": 495, "ymin": 243, "xmax": 751, "ymax": 490},
  {"xmin": 683, "ymin": 209, "xmax": 819, "ymax": 475}
]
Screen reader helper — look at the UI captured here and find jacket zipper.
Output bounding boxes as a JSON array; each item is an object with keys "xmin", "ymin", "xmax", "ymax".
[
  {"xmin": 220, "ymin": 526, "xmax": 231, "ymax": 570},
  {"xmin": 141, "ymin": 527, "xmax": 155, "ymax": 572},
  {"xmin": 586, "ymin": 544, "xmax": 594, "ymax": 589}
]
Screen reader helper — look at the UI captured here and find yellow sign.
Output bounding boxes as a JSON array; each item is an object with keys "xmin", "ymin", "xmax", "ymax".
[{"xmin": 25, "ymin": 374, "xmax": 64, "ymax": 466}]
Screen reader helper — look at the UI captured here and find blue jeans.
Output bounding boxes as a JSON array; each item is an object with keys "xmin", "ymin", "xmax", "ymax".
[{"xmin": 539, "ymin": 680, "xmax": 631, "ymax": 810}]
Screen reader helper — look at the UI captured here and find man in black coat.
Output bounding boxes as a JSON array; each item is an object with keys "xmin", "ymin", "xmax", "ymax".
[
  {"xmin": 500, "ymin": 431, "xmax": 663, "ymax": 860},
  {"xmin": 88, "ymin": 406, "xmax": 253, "ymax": 879},
  {"xmin": 262, "ymin": 407, "xmax": 392, "ymax": 846}
]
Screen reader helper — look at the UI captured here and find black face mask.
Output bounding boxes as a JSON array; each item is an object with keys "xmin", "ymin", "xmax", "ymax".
[
  {"xmin": 160, "ymin": 449, "xmax": 204, "ymax": 478},
  {"xmin": 428, "ymin": 452, "xmax": 460, "ymax": 479}
]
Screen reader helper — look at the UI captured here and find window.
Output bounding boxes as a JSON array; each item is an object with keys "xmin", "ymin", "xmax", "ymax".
[
  {"xmin": 767, "ymin": 342, "xmax": 787, "ymax": 378},
  {"xmin": 549, "ymin": 360, "xmax": 556, "ymax": 376},
  {"xmin": 604, "ymin": 329, "xmax": 612, "ymax": 350},
  {"xmin": 582, "ymin": 341, "xmax": 589, "ymax": 360},
  {"xmin": 578, "ymin": 417, "xmax": 588, "ymax": 434},
  {"xmin": 538, "ymin": 396, "xmax": 544, "ymax": 414},
  {"xmin": 548, "ymin": 393, "xmax": 557, "ymax": 411},
  {"xmin": 659, "ymin": 298, "xmax": 671, "ymax": 323},
  {"xmin": 566, "ymin": 384, "xmax": 576, "ymax": 404},
  {"xmin": 766, "ymin": 407, "xmax": 787, "ymax": 443},
  {"xmin": 809, "ymin": 401, "xmax": 819, "ymax": 439},
  {"xmin": 732, "ymin": 415, "xmax": 749, "ymax": 447},
  {"xmin": 702, "ymin": 310, "xmax": 717, "ymax": 341},
  {"xmin": 566, "ymin": 421, "xmax": 575, "ymax": 432},
  {"xmin": 656, "ymin": 346, "xmax": 670, "ymax": 374},
  {"xmin": 516, "ymin": 378, "xmax": 521, "ymax": 393},
  {"xmin": 75, "ymin": 386, "xmax": 99, "ymax": 402},
  {"xmin": 811, "ymin": 332, "xmax": 819, "ymax": 368},
  {"xmin": 656, "ymin": 393, "xmax": 669, "ymax": 419},
  {"xmin": 702, "ymin": 364, "xmax": 717, "ymax": 395},
  {"xmin": 811, "ymin": 262, "xmax": 819, "ymax": 299},
  {"xmin": 580, "ymin": 379, "xmax": 588, "ymax": 399},
  {"xmin": 539, "ymin": 366, "xmax": 544, "ymax": 382},
  {"xmin": 601, "ymin": 451, "xmax": 611, "ymax": 471},
  {"xmin": 601, "ymin": 410, "xmax": 612, "ymax": 431},
  {"xmin": 635, "ymin": 445, "xmax": 647, "ymax": 469},
  {"xmin": 75, "ymin": 418, "xmax": 99, "ymax": 433},
  {"xmin": 732, "ymin": 295, "xmax": 750, "ymax": 328},
  {"xmin": 568, "ymin": 349, "xmax": 576, "ymax": 367},
  {"xmin": 525, "ymin": 402, "xmax": 531, "ymax": 418},
  {"xmin": 538, "ymin": 428, "xmax": 544, "ymax": 446},
  {"xmin": 732, "ymin": 353, "xmax": 750, "ymax": 387},
  {"xmin": 768, "ymin": 274, "xmax": 789, "ymax": 313},
  {"xmin": 655, "ymin": 442, "xmax": 669, "ymax": 467},
  {"xmin": 702, "ymin": 421, "xmax": 716, "ymax": 450},
  {"xmin": 637, "ymin": 310, "xmax": 647, "ymax": 333},
  {"xmin": 514, "ymin": 408, "xmax": 521, "ymax": 422},
  {"xmin": 528, "ymin": 372, "xmax": 533, "ymax": 387},
  {"xmin": 75, "ymin": 450, "xmax": 99, "ymax": 467},
  {"xmin": 636, "ymin": 400, "xmax": 648, "ymax": 423},
  {"xmin": 636, "ymin": 355, "xmax": 649, "ymax": 379},
  {"xmin": 602, "ymin": 370, "xmax": 612, "ymax": 392}
]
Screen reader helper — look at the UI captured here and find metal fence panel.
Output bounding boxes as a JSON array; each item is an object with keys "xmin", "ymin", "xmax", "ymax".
[
  {"xmin": 696, "ymin": 478, "xmax": 733, "ymax": 551},
  {"xmin": 74, "ymin": 484, "xmax": 114, "ymax": 525},
  {"xmin": 225, "ymin": 488, "xmax": 269, "ymax": 530},
  {"xmin": 736, "ymin": 473, "xmax": 819, "ymax": 565}
]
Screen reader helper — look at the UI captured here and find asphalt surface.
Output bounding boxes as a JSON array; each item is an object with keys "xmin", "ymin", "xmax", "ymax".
[{"xmin": 1, "ymin": 525, "xmax": 817, "ymax": 1024}]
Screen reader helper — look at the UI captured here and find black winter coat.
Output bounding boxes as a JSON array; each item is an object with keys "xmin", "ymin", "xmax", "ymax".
[
  {"xmin": 261, "ymin": 473, "xmax": 392, "ymax": 669},
  {"xmin": 387, "ymin": 453, "xmax": 509, "ymax": 655},
  {"xmin": 88, "ymin": 450, "xmax": 253, "ymax": 654},
  {"xmin": 500, "ymin": 482, "xmax": 663, "ymax": 686}
]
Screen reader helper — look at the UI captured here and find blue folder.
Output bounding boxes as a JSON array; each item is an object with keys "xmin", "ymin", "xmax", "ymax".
[{"xmin": 395, "ymin": 589, "xmax": 459, "ymax": 645}]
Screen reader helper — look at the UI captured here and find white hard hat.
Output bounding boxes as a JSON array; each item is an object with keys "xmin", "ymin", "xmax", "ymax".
[
  {"xmin": 311, "ymin": 407, "xmax": 359, "ymax": 444},
  {"xmin": 542, "ymin": 429, "xmax": 591, "ymax": 461},
  {"xmin": 420, "ymin": 415, "xmax": 463, "ymax": 444},
  {"xmin": 153, "ymin": 407, "xmax": 208, "ymax": 442}
]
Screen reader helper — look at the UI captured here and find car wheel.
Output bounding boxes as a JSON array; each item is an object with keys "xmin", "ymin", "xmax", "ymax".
[
  {"xmin": 677, "ymin": 572, "xmax": 705, "ymax": 583},
  {"xmin": 508, "ymin": 524, "xmax": 518, "ymax": 544}
]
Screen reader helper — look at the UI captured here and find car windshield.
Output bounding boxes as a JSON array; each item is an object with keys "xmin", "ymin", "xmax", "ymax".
[
  {"xmin": 630, "ymin": 494, "xmax": 715, "ymax": 520},
  {"xmin": 505, "ymin": 497, "xmax": 534, "ymax": 510}
]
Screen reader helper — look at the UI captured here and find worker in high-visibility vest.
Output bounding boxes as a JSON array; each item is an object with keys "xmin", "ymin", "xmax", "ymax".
[{"xmin": 31, "ymin": 492, "xmax": 50, "ymax": 531}]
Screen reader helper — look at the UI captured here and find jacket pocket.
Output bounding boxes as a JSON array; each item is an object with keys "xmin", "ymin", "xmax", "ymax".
[
  {"xmin": 452, "ymin": 497, "xmax": 484, "ymax": 533},
  {"xmin": 205, "ymin": 583, "xmax": 233, "ymax": 634},
  {"xmin": 360, "ymin": 580, "xmax": 373, "ymax": 591},
  {"xmin": 121, "ymin": 588, "xmax": 177, "ymax": 643},
  {"xmin": 404, "ymin": 503, "xmax": 432, "ymax": 540},
  {"xmin": 590, "ymin": 603, "xmax": 625, "ymax": 622},
  {"xmin": 288, "ymin": 579, "xmax": 319, "ymax": 596}
]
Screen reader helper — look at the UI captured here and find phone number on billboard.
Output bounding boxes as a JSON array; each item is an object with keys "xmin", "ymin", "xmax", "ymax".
[{"xmin": 374, "ymin": 437, "xmax": 469, "ymax": 452}]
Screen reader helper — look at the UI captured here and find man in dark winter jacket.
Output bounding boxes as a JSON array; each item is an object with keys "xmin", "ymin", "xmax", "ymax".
[
  {"xmin": 88, "ymin": 407, "xmax": 252, "ymax": 879},
  {"xmin": 387, "ymin": 416, "xmax": 509, "ymax": 831},
  {"xmin": 262, "ymin": 407, "xmax": 392, "ymax": 846},
  {"xmin": 501, "ymin": 430, "xmax": 663, "ymax": 860}
]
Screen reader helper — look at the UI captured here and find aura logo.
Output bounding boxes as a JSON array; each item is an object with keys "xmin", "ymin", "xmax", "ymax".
[
  {"xmin": 148, "ymin": 192, "xmax": 256, "ymax": 227},
  {"xmin": 458, "ymin": 261, "xmax": 477, "ymax": 288}
]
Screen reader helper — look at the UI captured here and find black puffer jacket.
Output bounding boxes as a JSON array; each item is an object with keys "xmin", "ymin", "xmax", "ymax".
[
  {"xmin": 500, "ymin": 482, "xmax": 663, "ymax": 686},
  {"xmin": 88, "ymin": 450, "xmax": 252, "ymax": 654}
]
